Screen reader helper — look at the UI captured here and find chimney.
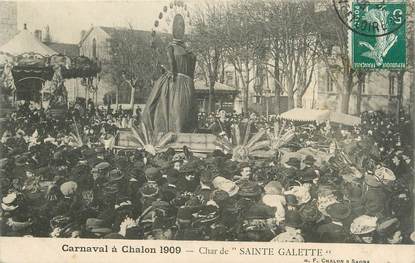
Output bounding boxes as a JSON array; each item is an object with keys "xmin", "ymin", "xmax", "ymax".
[
  {"xmin": 34, "ymin": 30, "xmax": 42, "ymax": 41},
  {"xmin": 43, "ymin": 25, "xmax": 51, "ymax": 43}
]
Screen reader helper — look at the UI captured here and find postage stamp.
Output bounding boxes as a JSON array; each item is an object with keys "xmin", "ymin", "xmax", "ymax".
[{"xmin": 348, "ymin": 2, "xmax": 407, "ymax": 69}]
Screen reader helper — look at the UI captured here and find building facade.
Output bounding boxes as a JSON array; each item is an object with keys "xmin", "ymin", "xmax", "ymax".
[
  {"xmin": 310, "ymin": 0, "xmax": 413, "ymax": 116},
  {"xmin": 314, "ymin": 64, "xmax": 413, "ymax": 115},
  {"xmin": 79, "ymin": 26, "xmax": 164, "ymax": 107},
  {"xmin": 0, "ymin": 2, "xmax": 17, "ymax": 47},
  {"xmin": 193, "ymin": 79, "xmax": 239, "ymax": 113}
]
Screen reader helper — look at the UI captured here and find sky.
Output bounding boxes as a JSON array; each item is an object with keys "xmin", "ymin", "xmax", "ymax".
[{"xmin": 16, "ymin": 0, "xmax": 193, "ymax": 44}]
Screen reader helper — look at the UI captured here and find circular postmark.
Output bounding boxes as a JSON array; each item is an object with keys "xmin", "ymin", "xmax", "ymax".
[{"xmin": 332, "ymin": 0, "xmax": 406, "ymax": 37}]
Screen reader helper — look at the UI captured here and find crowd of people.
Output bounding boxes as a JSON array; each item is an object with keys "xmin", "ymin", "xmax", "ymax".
[
  {"xmin": 0, "ymin": 101, "xmax": 414, "ymax": 244},
  {"xmin": 198, "ymin": 110, "xmax": 271, "ymax": 131}
]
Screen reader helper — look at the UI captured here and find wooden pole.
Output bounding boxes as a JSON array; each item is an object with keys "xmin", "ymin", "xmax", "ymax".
[
  {"xmin": 40, "ymin": 83, "xmax": 44, "ymax": 109},
  {"xmin": 411, "ymin": 66, "xmax": 415, "ymax": 235},
  {"xmin": 73, "ymin": 79, "xmax": 76, "ymax": 102},
  {"xmin": 75, "ymin": 79, "xmax": 78, "ymax": 98},
  {"xmin": 410, "ymin": 8, "xmax": 415, "ymax": 233},
  {"xmin": 412, "ymin": 43, "xmax": 415, "ymax": 235},
  {"xmin": 85, "ymin": 86, "xmax": 88, "ymax": 108}
]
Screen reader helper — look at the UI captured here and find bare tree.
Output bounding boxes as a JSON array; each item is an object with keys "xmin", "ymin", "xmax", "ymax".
[
  {"xmin": 222, "ymin": 0, "xmax": 268, "ymax": 115},
  {"xmin": 315, "ymin": 2, "xmax": 356, "ymax": 114},
  {"xmin": 106, "ymin": 25, "xmax": 167, "ymax": 111},
  {"xmin": 191, "ymin": 1, "xmax": 227, "ymax": 112},
  {"xmin": 251, "ymin": 0, "xmax": 318, "ymax": 111},
  {"xmin": 356, "ymin": 71, "xmax": 366, "ymax": 115}
]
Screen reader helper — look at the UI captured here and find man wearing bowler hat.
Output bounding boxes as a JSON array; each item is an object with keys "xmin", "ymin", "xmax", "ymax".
[
  {"xmin": 160, "ymin": 169, "xmax": 180, "ymax": 203},
  {"xmin": 209, "ymin": 109, "xmax": 232, "ymax": 139},
  {"xmin": 279, "ymin": 157, "xmax": 301, "ymax": 187},
  {"xmin": 300, "ymin": 155, "xmax": 320, "ymax": 184},
  {"xmin": 316, "ymin": 202, "xmax": 351, "ymax": 243}
]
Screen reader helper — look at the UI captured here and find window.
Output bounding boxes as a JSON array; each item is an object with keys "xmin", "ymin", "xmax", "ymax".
[
  {"xmin": 254, "ymin": 93, "xmax": 262, "ymax": 104},
  {"xmin": 326, "ymin": 70, "xmax": 334, "ymax": 92},
  {"xmin": 389, "ymin": 74, "xmax": 397, "ymax": 96},
  {"xmin": 357, "ymin": 73, "xmax": 367, "ymax": 94},
  {"xmin": 92, "ymin": 38, "xmax": 97, "ymax": 58},
  {"xmin": 198, "ymin": 99, "xmax": 205, "ymax": 113},
  {"xmin": 225, "ymin": 71, "xmax": 234, "ymax": 86},
  {"xmin": 361, "ymin": 81, "xmax": 366, "ymax": 94}
]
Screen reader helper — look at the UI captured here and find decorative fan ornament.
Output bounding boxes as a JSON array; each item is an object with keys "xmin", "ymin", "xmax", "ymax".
[
  {"xmin": 68, "ymin": 119, "xmax": 86, "ymax": 147},
  {"xmin": 130, "ymin": 122, "xmax": 176, "ymax": 156},
  {"xmin": 215, "ymin": 121, "xmax": 271, "ymax": 162},
  {"xmin": 267, "ymin": 121, "xmax": 295, "ymax": 151}
]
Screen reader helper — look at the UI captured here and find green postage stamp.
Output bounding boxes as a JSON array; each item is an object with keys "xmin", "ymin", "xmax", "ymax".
[{"xmin": 349, "ymin": 1, "xmax": 406, "ymax": 69}]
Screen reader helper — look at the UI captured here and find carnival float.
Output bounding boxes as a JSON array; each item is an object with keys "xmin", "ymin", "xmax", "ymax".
[{"xmin": 0, "ymin": 25, "xmax": 100, "ymax": 119}]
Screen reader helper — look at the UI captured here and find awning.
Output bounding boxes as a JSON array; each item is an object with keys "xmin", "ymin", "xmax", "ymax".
[
  {"xmin": 278, "ymin": 108, "xmax": 361, "ymax": 126},
  {"xmin": 329, "ymin": 112, "xmax": 361, "ymax": 126},
  {"xmin": 278, "ymin": 108, "xmax": 330, "ymax": 123}
]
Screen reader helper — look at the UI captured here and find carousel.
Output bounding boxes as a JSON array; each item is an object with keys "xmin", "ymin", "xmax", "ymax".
[{"xmin": 0, "ymin": 25, "xmax": 100, "ymax": 118}]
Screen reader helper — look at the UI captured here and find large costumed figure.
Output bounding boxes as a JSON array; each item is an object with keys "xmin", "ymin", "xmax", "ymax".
[{"xmin": 143, "ymin": 14, "xmax": 197, "ymax": 136}]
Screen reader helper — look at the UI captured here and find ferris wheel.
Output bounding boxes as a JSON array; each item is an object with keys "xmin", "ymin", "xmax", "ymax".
[{"xmin": 152, "ymin": 0, "xmax": 192, "ymax": 37}]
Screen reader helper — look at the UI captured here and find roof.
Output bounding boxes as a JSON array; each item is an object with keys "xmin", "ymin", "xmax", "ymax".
[
  {"xmin": 100, "ymin": 26, "xmax": 171, "ymax": 39},
  {"xmin": 278, "ymin": 108, "xmax": 361, "ymax": 126},
  {"xmin": 80, "ymin": 26, "xmax": 171, "ymax": 45},
  {"xmin": 46, "ymin": 42, "xmax": 79, "ymax": 57},
  {"xmin": 100, "ymin": 26, "xmax": 125, "ymax": 36},
  {"xmin": 0, "ymin": 29, "xmax": 57, "ymax": 56},
  {"xmin": 194, "ymin": 79, "xmax": 238, "ymax": 93},
  {"xmin": 79, "ymin": 27, "xmax": 94, "ymax": 45}
]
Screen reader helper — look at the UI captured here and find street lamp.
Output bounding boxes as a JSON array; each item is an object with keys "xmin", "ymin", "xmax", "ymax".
[{"xmin": 263, "ymin": 87, "xmax": 272, "ymax": 121}]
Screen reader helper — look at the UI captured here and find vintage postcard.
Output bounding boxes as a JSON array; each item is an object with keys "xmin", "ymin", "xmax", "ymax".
[{"xmin": 0, "ymin": 0, "xmax": 414, "ymax": 262}]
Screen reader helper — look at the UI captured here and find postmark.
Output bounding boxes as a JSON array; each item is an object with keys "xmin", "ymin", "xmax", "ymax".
[
  {"xmin": 332, "ymin": 0, "xmax": 406, "ymax": 37},
  {"xmin": 335, "ymin": 1, "xmax": 407, "ymax": 69}
]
